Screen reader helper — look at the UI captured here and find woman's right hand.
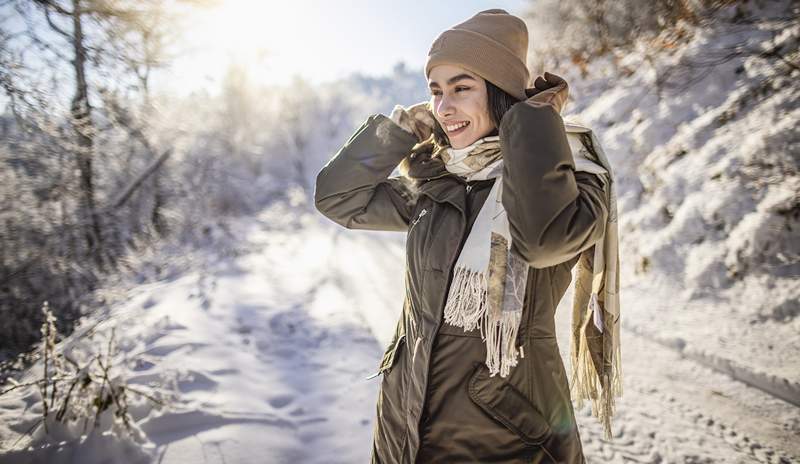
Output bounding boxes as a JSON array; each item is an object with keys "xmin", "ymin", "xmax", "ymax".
[
  {"xmin": 524, "ymin": 72, "xmax": 569, "ymax": 114},
  {"xmin": 390, "ymin": 101, "xmax": 437, "ymax": 142}
]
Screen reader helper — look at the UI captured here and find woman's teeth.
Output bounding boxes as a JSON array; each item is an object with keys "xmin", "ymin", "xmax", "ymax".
[{"xmin": 446, "ymin": 121, "xmax": 470, "ymax": 133}]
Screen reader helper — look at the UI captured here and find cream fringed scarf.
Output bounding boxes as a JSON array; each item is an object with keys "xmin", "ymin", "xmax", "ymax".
[{"xmin": 439, "ymin": 123, "xmax": 622, "ymax": 440}]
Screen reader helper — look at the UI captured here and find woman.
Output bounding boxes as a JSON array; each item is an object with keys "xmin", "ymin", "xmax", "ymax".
[{"xmin": 315, "ymin": 9, "xmax": 618, "ymax": 464}]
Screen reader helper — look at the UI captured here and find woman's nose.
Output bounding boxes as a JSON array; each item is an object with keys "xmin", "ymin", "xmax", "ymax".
[{"xmin": 436, "ymin": 96, "xmax": 454, "ymax": 119}]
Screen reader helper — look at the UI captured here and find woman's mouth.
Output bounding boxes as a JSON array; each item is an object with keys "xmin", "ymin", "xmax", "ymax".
[{"xmin": 445, "ymin": 120, "xmax": 470, "ymax": 136}]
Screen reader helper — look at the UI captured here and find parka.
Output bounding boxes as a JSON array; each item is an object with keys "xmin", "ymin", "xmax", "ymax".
[{"xmin": 314, "ymin": 100, "xmax": 609, "ymax": 463}]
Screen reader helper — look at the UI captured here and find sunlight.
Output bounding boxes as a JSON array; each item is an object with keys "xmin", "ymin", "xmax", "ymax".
[
  {"xmin": 208, "ymin": 0, "xmax": 300, "ymax": 67},
  {"xmin": 177, "ymin": 0, "xmax": 331, "ymax": 90},
  {"xmin": 166, "ymin": 0, "xmax": 530, "ymax": 95}
]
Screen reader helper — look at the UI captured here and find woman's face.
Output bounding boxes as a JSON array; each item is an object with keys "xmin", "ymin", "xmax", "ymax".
[{"xmin": 428, "ymin": 64, "xmax": 495, "ymax": 149}]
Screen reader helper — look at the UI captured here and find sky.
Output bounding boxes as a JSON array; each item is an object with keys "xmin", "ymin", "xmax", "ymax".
[
  {"xmin": 154, "ymin": 0, "xmax": 530, "ymax": 96},
  {"xmin": 0, "ymin": 1, "xmax": 530, "ymax": 107}
]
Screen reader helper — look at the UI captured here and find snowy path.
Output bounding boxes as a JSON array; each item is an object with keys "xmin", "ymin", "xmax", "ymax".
[
  {"xmin": 131, "ymin": 210, "xmax": 391, "ymax": 464},
  {"xmin": 0, "ymin": 206, "xmax": 391, "ymax": 464},
  {"xmin": 1, "ymin": 204, "xmax": 797, "ymax": 463}
]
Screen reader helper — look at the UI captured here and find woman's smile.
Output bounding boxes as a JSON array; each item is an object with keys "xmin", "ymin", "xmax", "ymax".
[{"xmin": 444, "ymin": 120, "xmax": 470, "ymax": 135}]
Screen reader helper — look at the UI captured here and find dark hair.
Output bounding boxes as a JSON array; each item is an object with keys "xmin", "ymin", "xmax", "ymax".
[
  {"xmin": 428, "ymin": 79, "xmax": 520, "ymax": 153},
  {"xmin": 486, "ymin": 79, "xmax": 521, "ymax": 130}
]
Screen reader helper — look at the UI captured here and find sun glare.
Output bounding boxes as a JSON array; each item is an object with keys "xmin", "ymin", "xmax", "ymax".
[{"xmin": 178, "ymin": 0, "xmax": 327, "ymax": 90}]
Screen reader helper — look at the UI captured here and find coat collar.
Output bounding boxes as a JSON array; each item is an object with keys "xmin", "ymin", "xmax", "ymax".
[
  {"xmin": 419, "ymin": 176, "xmax": 466, "ymax": 214},
  {"xmin": 404, "ymin": 150, "xmax": 467, "ymax": 214}
]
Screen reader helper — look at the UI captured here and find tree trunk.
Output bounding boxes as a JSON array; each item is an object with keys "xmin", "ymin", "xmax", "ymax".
[
  {"xmin": 70, "ymin": 0, "xmax": 103, "ymax": 267},
  {"xmin": 151, "ymin": 171, "xmax": 166, "ymax": 235}
]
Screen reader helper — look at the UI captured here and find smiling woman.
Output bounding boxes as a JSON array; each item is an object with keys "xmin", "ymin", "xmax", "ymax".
[
  {"xmin": 315, "ymin": 7, "xmax": 620, "ymax": 464},
  {"xmin": 426, "ymin": 67, "xmax": 522, "ymax": 153}
]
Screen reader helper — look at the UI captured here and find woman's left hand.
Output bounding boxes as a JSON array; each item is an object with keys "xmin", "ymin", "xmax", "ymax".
[
  {"xmin": 524, "ymin": 72, "xmax": 569, "ymax": 114},
  {"xmin": 390, "ymin": 101, "xmax": 437, "ymax": 142}
]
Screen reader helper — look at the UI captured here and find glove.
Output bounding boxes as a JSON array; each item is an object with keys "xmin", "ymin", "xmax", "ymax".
[
  {"xmin": 389, "ymin": 101, "xmax": 437, "ymax": 143},
  {"xmin": 524, "ymin": 71, "xmax": 569, "ymax": 114}
]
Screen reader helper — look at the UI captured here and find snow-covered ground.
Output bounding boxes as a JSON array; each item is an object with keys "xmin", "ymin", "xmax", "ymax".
[
  {"xmin": 0, "ymin": 203, "xmax": 393, "ymax": 464},
  {"xmin": 1, "ymin": 201, "xmax": 797, "ymax": 463}
]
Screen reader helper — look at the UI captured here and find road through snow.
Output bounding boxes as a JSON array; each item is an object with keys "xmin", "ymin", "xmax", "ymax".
[{"xmin": 1, "ymin": 205, "xmax": 797, "ymax": 463}]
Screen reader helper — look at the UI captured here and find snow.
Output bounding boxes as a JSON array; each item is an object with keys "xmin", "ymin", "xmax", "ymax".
[
  {"xmin": 0, "ymin": 204, "xmax": 389, "ymax": 464},
  {"xmin": 558, "ymin": 0, "xmax": 800, "ymax": 404},
  {"xmin": 2, "ymin": 1, "xmax": 799, "ymax": 462},
  {"xmin": 1, "ymin": 197, "xmax": 798, "ymax": 462}
]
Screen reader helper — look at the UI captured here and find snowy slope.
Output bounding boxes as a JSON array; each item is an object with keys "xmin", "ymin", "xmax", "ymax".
[{"xmin": 556, "ymin": 0, "xmax": 800, "ymax": 388}]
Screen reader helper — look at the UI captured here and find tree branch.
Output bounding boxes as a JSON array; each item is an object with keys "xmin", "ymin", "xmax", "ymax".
[
  {"xmin": 32, "ymin": 0, "xmax": 73, "ymax": 16},
  {"xmin": 110, "ymin": 148, "xmax": 172, "ymax": 209},
  {"xmin": 43, "ymin": 7, "xmax": 71, "ymax": 39}
]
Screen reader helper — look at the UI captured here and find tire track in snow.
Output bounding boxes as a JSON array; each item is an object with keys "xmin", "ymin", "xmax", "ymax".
[
  {"xmin": 554, "ymin": 288, "xmax": 800, "ymax": 463},
  {"xmin": 623, "ymin": 323, "xmax": 800, "ymax": 408}
]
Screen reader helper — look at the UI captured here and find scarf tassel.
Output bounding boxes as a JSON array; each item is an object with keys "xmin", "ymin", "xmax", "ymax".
[
  {"xmin": 443, "ymin": 265, "xmax": 524, "ymax": 378},
  {"xmin": 481, "ymin": 308, "xmax": 523, "ymax": 378},
  {"xmin": 443, "ymin": 266, "xmax": 488, "ymax": 330},
  {"xmin": 570, "ymin": 292, "xmax": 623, "ymax": 441}
]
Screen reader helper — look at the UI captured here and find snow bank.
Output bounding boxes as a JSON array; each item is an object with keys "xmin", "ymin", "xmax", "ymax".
[{"xmin": 559, "ymin": 0, "xmax": 799, "ymax": 385}]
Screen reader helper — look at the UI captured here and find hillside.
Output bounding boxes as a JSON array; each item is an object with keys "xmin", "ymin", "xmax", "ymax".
[{"xmin": 558, "ymin": 0, "xmax": 799, "ymax": 388}]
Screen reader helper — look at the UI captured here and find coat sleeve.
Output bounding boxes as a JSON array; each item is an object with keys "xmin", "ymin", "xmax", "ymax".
[
  {"xmin": 314, "ymin": 113, "xmax": 419, "ymax": 232},
  {"xmin": 499, "ymin": 102, "xmax": 609, "ymax": 269}
]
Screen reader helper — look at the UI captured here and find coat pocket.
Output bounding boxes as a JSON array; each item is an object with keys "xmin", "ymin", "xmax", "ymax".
[
  {"xmin": 365, "ymin": 333, "xmax": 406, "ymax": 380},
  {"xmin": 466, "ymin": 362, "xmax": 552, "ymax": 446}
]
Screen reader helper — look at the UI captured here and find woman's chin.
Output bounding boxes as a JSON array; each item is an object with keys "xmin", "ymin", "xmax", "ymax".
[{"xmin": 448, "ymin": 132, "xmax": 478, "ymax": 149}]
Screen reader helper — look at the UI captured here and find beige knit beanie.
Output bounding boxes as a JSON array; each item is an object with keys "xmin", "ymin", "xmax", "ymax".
[{"xmin": 425, "ymin": 9, "xmax": 530, "ymax": 101}]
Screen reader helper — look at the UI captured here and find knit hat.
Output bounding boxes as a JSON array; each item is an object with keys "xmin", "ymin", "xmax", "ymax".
[{"xmin": 425, "ymin": 9, "xmax": 530, "ymax": 101}]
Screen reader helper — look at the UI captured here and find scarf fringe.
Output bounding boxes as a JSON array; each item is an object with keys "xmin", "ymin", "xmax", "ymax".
[
  {"xmin": 569, "ymin": 293, "xmax": 623, "ymax": 441},
  {"xmin": 443, "ymin": 266, "xmax": 487, "ymax": 331},
  {"xmin": 443, "ymin": 265, "xmax": 523, "ymax": 378},
  {"xmin": 480, "ymin": 307, "xmax": 523, "ymax": 378}
]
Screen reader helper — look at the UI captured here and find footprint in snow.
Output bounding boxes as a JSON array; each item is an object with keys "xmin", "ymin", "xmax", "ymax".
[{"xmin": 268, "ymin": 394, "xmax": 294, "ymax": 409}]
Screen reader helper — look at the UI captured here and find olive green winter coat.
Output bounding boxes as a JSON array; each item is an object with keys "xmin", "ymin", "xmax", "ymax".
[{"xmin": 314, "ymin": 102, "xmax": 608, "ymax": 463}]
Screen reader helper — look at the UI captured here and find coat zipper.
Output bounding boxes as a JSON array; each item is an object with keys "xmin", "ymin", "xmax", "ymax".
[
  {"xmin": 413, "ymin": 193, "xmax": 467, "ymax": 452},
  {"xmin": 423, "ymin": 172, "xmax": 454, "ymax": 182},
  {"xmin": 409, "ymin": 208, "xmax": 428, "ymax": 231},
  {"xmin": 405, "ymin": 173, "xmax": 470, "ymax": 460}
]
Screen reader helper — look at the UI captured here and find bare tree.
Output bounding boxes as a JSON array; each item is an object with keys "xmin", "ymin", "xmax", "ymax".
[{"xmin": 0, "ymin": 0, "xmax": 195, "ymax": 359}]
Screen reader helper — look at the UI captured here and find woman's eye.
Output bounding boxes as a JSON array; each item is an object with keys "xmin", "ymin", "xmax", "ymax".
[{"xmin": 430, "ymin": 87, "xmax": 468, "ymax": 96}]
